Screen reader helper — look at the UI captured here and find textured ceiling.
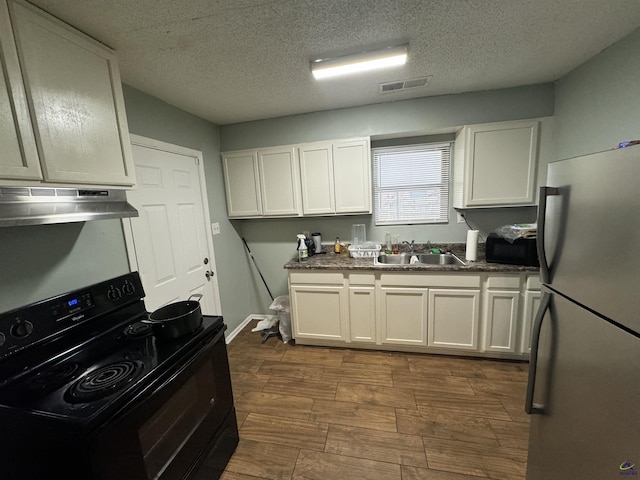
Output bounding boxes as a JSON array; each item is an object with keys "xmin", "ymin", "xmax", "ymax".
[{"xmin": 26, "ymin": 0, "xmax": 640, "ymax": 125}]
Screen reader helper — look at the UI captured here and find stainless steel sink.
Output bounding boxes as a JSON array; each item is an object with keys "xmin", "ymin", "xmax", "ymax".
[{"xmin": 376, "ymin": 252, "xmax": 465, "ymax": 266}]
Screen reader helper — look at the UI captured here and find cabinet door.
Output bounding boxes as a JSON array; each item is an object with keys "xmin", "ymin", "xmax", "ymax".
[
  {"xmin": 348, "ymin": 287, "xmax": 375, "ymax": 343},
  {"xmin": 482, "ymin": 290, "xmax": 520, "ymax": 353},
  {"xmin": 428, "ymin": 289, "xmax": 480, "ymax": 350},
  {"xmin": 379, "ymin": 287, "xmax": 428, "ymax": 346},
  {"xmin": 290, "ymin": 285, "xmax": 346, "ymax": 341},
  {"xmin": 520, "ymin": 289, "xmax": 542, "ymax": 354},
  {"xmin": 333, "ymin": 138, "xmax": 371, "ymax": 214},
  {"xmin": 257, "ymin": 146, "xmax": 301, "ymax": 216},
  {"xmin": 9, "ymin": 0, "xmax": 135, "ymax": 186},
  {"xmin": 0, "ymin": 1, "xmax": 40, "ymax": 181},
  {"xmin": 222, "ymin": 150, "xmax": 262, "ymax": 217},
  {"xmin": 464, "ymin": 120, "xmax": 539, "ymax": 206},
  {"xmin": 299, "ymin": 143, "xmax": 335, "ymax": 215}
]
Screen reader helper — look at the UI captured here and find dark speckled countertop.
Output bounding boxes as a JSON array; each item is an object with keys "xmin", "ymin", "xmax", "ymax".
[{"xmin": 284, "ymin": 243, "xmax": 539, "ymax": 273}]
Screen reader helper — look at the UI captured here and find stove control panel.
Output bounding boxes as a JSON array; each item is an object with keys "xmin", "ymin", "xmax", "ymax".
[
  {"xmin": 0, "ymin": 272, "xmax": 145, "ymax": 360},
  {"xmin": 50, "ymin": 293, "xmax": 95, "ymax": 322}
]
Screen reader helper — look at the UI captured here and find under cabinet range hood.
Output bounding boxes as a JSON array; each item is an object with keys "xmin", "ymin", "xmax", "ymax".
[{"xmin": 0, "ymin": 186, "xmax": 138, "ymax": 227}]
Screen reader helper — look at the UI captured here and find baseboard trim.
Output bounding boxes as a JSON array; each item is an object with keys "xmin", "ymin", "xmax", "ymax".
[{"xmin": 226, "ymin": 314, "xmax": 275, "ymax": 344}]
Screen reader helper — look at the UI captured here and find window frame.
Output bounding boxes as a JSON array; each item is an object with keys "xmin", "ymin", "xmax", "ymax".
[{"xmin": 372, "ymin": 141, "xmax": 452, "ymax": 226}]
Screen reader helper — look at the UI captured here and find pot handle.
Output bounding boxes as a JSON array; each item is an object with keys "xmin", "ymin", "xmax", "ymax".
[{"xmin": 188, "ymin": 293, "xmax": 203, "ymax": 303}]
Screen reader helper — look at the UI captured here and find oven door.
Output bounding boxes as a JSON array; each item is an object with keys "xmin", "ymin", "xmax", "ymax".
[{"xmin": 89, "ymin": 328, "xmax": 235, "ymax": 480}]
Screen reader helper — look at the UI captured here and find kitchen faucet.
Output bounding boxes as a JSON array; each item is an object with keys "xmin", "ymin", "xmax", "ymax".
[{"xmin": 402, "ymin": 240, "xmax": 415, "ymax": 252}]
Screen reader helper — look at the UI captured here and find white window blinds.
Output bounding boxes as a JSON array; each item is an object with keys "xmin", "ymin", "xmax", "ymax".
[{"xmin": 373, "ymin": 142, "xmax": 451, "ymax": 225}]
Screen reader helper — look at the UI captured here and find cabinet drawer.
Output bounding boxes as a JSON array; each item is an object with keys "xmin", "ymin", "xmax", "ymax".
[
  {"xmin": 486, "ymin": 275, "xmax": 521, "ymax": 289},
  {"xmin": 289, "ymin": 271, "xmax": 344, "ymax": 285},
  {"xmin": 380, "ymin": 273, "xmax": 480, "ymax": 288},
  {"xmin": 348, "ymin": 273, "xmax": 375, "ymax": 285}
]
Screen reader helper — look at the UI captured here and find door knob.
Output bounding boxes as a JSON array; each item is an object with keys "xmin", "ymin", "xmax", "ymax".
[{"xmin": 205, "ymin": 270, "xmax": 214, "ymax": 281}]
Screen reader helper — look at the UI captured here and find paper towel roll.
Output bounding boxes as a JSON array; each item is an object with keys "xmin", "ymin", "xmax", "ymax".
[{"xmin": 466, "ymin": 230, "xmax": 479, "ymax": 261}]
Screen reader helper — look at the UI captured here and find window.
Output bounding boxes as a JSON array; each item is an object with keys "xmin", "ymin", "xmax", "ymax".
[{"xmin": 372, "ymin": 142, "xmax": 451, "ymax": 225}]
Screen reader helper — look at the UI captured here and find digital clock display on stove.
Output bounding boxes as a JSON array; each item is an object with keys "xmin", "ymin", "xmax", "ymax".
[{"xmin": 50, "ymin": 293, "xmax": 95, "ymax": 322}]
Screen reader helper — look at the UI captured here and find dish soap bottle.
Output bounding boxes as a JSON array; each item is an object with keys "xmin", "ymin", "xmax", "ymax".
[
  {"xmin": 297, "ymin": 234, "xmax": 308, "ymax": 262},
  {"xmin": 334, "ymin": 237, "xmax": 341, "ymax": 254}
]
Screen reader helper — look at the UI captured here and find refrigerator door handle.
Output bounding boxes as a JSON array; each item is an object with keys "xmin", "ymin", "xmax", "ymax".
[
  {"xmin": 525, "ymin": 291, "xmax": 551, "ymax": 415},
  {"xmin": 537, "ymin": 186, "xmax": 560, "ymax": 284}
]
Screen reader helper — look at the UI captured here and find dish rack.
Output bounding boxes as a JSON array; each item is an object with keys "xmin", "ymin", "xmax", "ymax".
[{"xmin": 348, "ymin": 243, "xmax": 381, "ymax": 258}]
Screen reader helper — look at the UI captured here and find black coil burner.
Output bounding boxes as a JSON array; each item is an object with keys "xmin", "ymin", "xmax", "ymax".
[
  {"xmin": 65, "ymin": 360, "xmax": 144, "ymax": 404},
  {"xmin": 27, "ymin": 362, "xmax": 81, "ymax": 398},
  {"xmin": 120, "ymin": 321, "xmax": 153, "ymax": 340}
]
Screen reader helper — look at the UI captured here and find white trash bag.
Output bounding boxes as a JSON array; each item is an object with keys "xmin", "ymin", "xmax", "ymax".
[
  {"xmin": 250, "ymin": 316, "xmax": 278, "ymax": 332},
  {"xmin": 269, "ymin": 295, "xmax": 292, "ymax": 343}
]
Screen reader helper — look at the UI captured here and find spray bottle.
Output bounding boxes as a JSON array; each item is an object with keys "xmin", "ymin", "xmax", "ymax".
[{"xmin": 297, "ymin": 234, "xmax": 308, "ymax": 262}]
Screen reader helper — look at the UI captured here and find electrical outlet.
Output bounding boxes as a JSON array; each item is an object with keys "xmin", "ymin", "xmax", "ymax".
[
  {"xmin": 211, "ymin": 222, "xmax": 221, "ymax": 235},
  {"xmin": 457, "ymin": 212, "xmax": 465, "ymax": 224}
]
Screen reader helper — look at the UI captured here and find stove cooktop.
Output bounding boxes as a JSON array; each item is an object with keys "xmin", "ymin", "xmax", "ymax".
[
  {"xmin": 0, "ymin": 314, "xmax": 224, "ymax": 424},
  {"xmin": 0, "ymin": 272, "xmax": 224, "ymax": 427}
]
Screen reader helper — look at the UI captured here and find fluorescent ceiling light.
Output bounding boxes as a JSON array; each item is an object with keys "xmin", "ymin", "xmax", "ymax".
[{"xmin": 311, "ymin": 45, "xmax": 408, "ymax": 80}]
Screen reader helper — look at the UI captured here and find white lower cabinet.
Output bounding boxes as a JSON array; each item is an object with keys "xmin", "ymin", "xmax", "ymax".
[
  {"xmin": 379, "ymin": 287, "xmax": 428, "ymax": 346},
  {"xmin": 290, "ymin": 284, "xmax": 346, "ymax": 341},
  {"xmin": 348, "ymin": 273, "xmax": 376, "ymax": 344},
  {"xmin": 288, "ymin": 270, "xmax": 538, "ymax": 358},
  {"xmin": 289, "ymin": 272, "xmax": 347, "ymax": 342},
  {"xmin": 482, "ymin": 290, "xmax": 520, "ymax": 353},
  {"xmin": 482, "ymin": 275, "xmax": 521, "ymax": 353},
  {"xmin": 348, "ymin": 287, "xmax": 376, "ymax": 343},
  {"xmin": 428, "ymin": 289, "xmax": 480, "ymax": 350}
]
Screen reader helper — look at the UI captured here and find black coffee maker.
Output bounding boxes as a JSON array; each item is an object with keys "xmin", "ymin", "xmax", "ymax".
[{"xmin": 305, "ymin": 236, "xmax": 316, "ymax": 256}]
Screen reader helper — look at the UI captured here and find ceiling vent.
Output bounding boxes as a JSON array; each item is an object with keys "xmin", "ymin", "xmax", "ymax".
[{"xmin": 379, "ymin": 75, "xmax": 432, "ymax": 94}]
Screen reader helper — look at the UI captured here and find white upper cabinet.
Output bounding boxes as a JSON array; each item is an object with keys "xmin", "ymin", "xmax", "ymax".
[
  {"xmin": 454, "ymin": 119, "xmax": 546, "ymax": 208},
  {"xmin": 333, "ymin": 139, "xmax": 371, "ymax": 213},
  {"xmin": 0, "ymin": 0, "xmax": 40, "ymax": 181},
  {"xmin": 0, "ymin": 0, "xmax": 135, "ymax": 187},
  {"xmin": 223, "ymin": 145, "xmax": 301, "ymax": 218},
  {"xmin": 299, "ymin": 137, "xmax": 371, "ymax": 215},
  {"xmin": 257, "ymin": 146, "xmax": 301, "ymax": 216},
  {"xmin": 223, "ymin": 136, "xmax": 371, "ymax": 218},
  {"xmin": 299, "ymin": 143, "xmax": 335, "ymax": 215},
  {"xmin": 222, "ymin": 150, "xmax": 262, "ymax": 217}
]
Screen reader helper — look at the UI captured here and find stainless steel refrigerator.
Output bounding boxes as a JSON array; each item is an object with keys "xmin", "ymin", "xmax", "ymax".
[{"xmin": 526, "ymin": 146, "xmax": 640, "ymax": 479}]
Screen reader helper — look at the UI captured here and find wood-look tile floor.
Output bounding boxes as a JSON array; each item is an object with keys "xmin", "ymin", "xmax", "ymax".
[{"xmin": 222, "ymin": 323, "xmax": 530, "ymax": 480}]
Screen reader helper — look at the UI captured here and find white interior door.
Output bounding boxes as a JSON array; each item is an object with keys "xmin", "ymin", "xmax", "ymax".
[{"xmin": 123, "ymin": 135, "xmax": 221, "ymax": 315}]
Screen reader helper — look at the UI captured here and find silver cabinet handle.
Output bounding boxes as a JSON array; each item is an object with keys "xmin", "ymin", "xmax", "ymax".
[
  {"xmin": 537, "ymin": 186, "xmax": 560, "ymax": 284},
  {"xmin": 525, "ymin": 291, "xmax": 551, "ymax": 415}
]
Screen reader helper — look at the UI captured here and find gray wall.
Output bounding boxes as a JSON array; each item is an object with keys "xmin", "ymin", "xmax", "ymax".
[
  {"xmin": 221, "ymin": 84, "xmax": 554, "ymax": 151},
  {"xmin": 221, "ymin": 84, "xmax": 555, "ymax": 312},
  {"xmin": 0, "ymin": 221, "xmax": 130, "ymax": 312},
  {"xmin": 553, "ymin": 28, "xmax": 640, "ymax": 159}
]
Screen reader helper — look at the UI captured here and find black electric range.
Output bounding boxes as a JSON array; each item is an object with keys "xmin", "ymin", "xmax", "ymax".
[{"xmin": 0, "ymin": 272, "xmax": 238, "ymax": 480}]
